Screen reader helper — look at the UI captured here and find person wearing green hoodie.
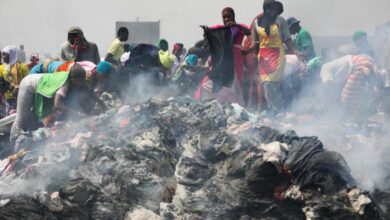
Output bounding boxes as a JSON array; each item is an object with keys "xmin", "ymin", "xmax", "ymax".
[{"xmin": 10, "ymin": 63, "xmax": 87, "ymax": 140}]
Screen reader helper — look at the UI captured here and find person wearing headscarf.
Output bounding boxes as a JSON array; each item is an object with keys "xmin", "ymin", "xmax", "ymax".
[
  {"xmin": 214, "ymin": 7, "xmax": 251, "ymax": 91},
  {"xmin": 172, "ymin": 54, "xmax": 199, "ymax": 81},
  {"xmin": 91, "ymin": 61, "xmax": 113, "ymax": 95},
  {"xmin": 156, "ymin": 39, "xmax": 169, "ymax": 52},
  {"xmin": 246, "ymin": 0, "xmax": 299, "ymax": 114},
  {"xmin": 105, "ymin": 27, "xmax": 129, "ymax": 65},
  {"xmin": 60, "ymin": 26, "xmax": 100, "ymax": 65},
  {"xmin": 0, "ymin": 76, "xmax": 10, "ymax": 118},
  {"xmin": 194, "ymin": 7, "xmax": 250, "ymax": 105},
  {"xmin": 30, "ymin": 59, "xmax": 105, "ymax": 106},
  {"xmin": 29, "ymin": 58, "xmax": 64, "ymax": 74},
  {"xmin": 0, "ymin": 52, "xmax": 6, "ymax": 80},
  {"xmin": 172, "ymin": 54, "xmax": 207, "ymax": 96},
  {"xmin": 10, "ymin": 63, "xmax": 88, "ymax": 140},
  {"xmin": 64, "ymin": 61, "xmax": 109, "ymax": 115},
  {"xmin": 172, "ymin": 43, "xmax": 184, "ymax": 61},
  {"xmin": 1, "ymin": 46, "xmax": 29, "ymax": 115},
  {"xmin": 27, "ymin": 53, "xmax": 40, "ymax": 70},
  {"xmin": 155, "ymin": 39, "xmax": 175, "ymax": 77},
  {"xmin": 320, "ymin": 54, "xmax": 378, "ymax": 120},
  {"xmin": 170, "ymin": 43, "xmax": 184, "ymax": 75},
  {"xmin": 353, "ymin": 30, "xmax": 376, "ymax": 59},
  {"xmin": 122, "ymin": 43, "xmax": 174, "ymax": 86}
]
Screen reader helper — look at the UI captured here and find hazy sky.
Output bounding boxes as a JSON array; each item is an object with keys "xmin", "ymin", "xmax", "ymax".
[{"xmin": 0, "ymin": 0, "xmax": 389, "ymax": 58}]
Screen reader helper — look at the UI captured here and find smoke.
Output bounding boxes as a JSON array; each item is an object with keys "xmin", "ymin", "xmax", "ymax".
[
  {"xmin": 125, "ymin": 71, "xmax": 177, "ymax": 105},
  {"xmin": 0, "ymin": 130, "xmax": 84, "ymax": 195},
  {"xmin": 0, "ymin": 66, "xmax": 181, "ymax": 196},
  {"xmin": 281, "ymin": 49, "xmax": 390, "ymax": 191}
]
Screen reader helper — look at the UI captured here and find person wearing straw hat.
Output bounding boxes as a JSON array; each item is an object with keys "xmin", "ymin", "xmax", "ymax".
[{"xmin": 287, "ymin": 17, "xmax": 316, "ymax": 62}]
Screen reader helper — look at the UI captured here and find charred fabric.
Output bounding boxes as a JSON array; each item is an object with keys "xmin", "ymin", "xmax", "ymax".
[{"xmin": 0, "ymin": 97, "xmax": 387, "ymax": 220}]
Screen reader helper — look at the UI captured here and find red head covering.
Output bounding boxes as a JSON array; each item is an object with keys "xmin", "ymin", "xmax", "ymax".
[
  {"xmin": 222, "ymin": 7, "xmax": 235, "ymax": 20},
  {"xmin": 173, "ymin": 43, "xmax": 183, "ymax": 51}
]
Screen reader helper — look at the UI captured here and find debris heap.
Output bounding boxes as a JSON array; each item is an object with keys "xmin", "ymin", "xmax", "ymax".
[{"xmin": 0, "ymin": 98, "xmax": 386, "ymax": 219}]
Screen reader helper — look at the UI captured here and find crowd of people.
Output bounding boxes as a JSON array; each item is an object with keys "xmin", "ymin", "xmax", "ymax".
[{"xmin": 0, "ymin": 0, "xmax": 389, "ymax": 141}]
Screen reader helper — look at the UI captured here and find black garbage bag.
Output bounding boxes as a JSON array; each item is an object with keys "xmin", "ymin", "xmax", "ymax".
[{"xmin": 283, "ymin": 137, "xmax": 356, "ymax": 194}]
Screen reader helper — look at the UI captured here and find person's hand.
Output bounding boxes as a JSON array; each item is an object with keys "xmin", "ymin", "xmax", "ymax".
[
  {"xmin": 97, "ymin": 102, "xmax": 108, "ymax": 114},
  {"xmin": 226, "ymin": 21, "xmax": 236, "ymax": 27},
  {"xmin": 298, "ymin": 54, "xmax": 307, "ymax": 61},
  {"xmin": 200, "ymin": 25, "xmax": 209, "ymax": 31},
  {"xmin": 71, "ymin": 41, "xmax": 79, "ymax": 51},
  {"xmin": 77, "ymin": 111, "xmax": 87, "ymax": 118},
  {"xmin": 43, "ymin": 113, "xmax": 57, "ymax": 127},
  {"xmin": 241, "ymin": 48, "xmax": 250, "ymax": 56},
  {"xmin": 73, "ymin": 39, "xmax": 86, "ymax": 52}
]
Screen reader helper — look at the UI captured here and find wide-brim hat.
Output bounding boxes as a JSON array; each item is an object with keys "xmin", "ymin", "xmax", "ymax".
[
  {"xmin": 287, "ymin": 17, "xmax": 300, "ymax": 28},
  {"xmin": 263, "ymin": 0, "xmax": 284, "ymax": 15}
]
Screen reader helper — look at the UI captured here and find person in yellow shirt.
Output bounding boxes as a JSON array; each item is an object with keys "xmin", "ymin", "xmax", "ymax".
[
  {"xmin": 0, "ymin": 53, "xmax": 9, "ymax": 118},
  {"xmin": 246, "ymin": 0, "xmax": 299, "ymax": 114},
  {"xmin": 1, "ymin": 46, "xmax": 29, "ymax": 114},
  {"xmin": 105, "ymin": 27, "xmax": 129, "ymax": 65}
]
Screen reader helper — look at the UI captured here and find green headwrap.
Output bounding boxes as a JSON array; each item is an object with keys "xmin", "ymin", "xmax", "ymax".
[{"xmin": 156, "ymin": 39, "xmax": 169, "ymax": 51}]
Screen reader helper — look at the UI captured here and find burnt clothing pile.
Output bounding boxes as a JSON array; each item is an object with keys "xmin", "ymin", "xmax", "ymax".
[
  {"xmin": 0, "ymin": 98, "xmax": 385, "ymax": 219},
  {"xmin": 204, "ymin": 27, "xmax": 235, "ymax": 93}
]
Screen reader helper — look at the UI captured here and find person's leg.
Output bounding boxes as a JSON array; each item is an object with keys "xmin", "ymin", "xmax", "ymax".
[
  {"xmin": 256, "ymin": 79, "xmax": 263, "ymax": 112},
  {"xmin": 10, "ymin": 84, "xmax": 35, "ymax": 141},
  {"xmin": 263, "ymin": 81, "xmax": 283, "ymax": 114}
]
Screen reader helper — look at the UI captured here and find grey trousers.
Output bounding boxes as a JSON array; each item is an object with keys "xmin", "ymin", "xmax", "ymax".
[{"xmin": 10, "ymin": 75, "xmax": 42, "ymax": 140}]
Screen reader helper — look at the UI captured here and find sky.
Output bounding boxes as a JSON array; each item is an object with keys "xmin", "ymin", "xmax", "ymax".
[{"xmin": 0, "ymin": 0, "xmax": 389, "ymax": 58}]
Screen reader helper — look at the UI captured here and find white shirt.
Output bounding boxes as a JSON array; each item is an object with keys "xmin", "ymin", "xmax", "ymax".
[{"xmin": 320, "ymin": 55, "xmax": 353, "ymax": 83}]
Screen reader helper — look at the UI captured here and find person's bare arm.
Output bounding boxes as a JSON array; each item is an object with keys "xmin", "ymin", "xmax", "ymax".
[
  {"xmin": 104, "ymin": 53, "xmax": 118, "ymax": 65},
  {"xmin": 54, "ymin": 93, "xmax": 86, "ymax": 118},
  {"xmin": 300, "ymin": 46, "xmax": 314, "ymax": 60},
  {"xmin": 237, "ymin": 24, "xmax": 251, "ymax": 36},
  {"xmin": 242, "ymin": 26, "xmax": 258, "ymax": 55},
  {"xmin": 285, "ymin": 38, "xmax": 300, "ymax": 56},
  {"xmin": 89, "ymin": 89, "xmax": 107, "ymax": 113}
]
